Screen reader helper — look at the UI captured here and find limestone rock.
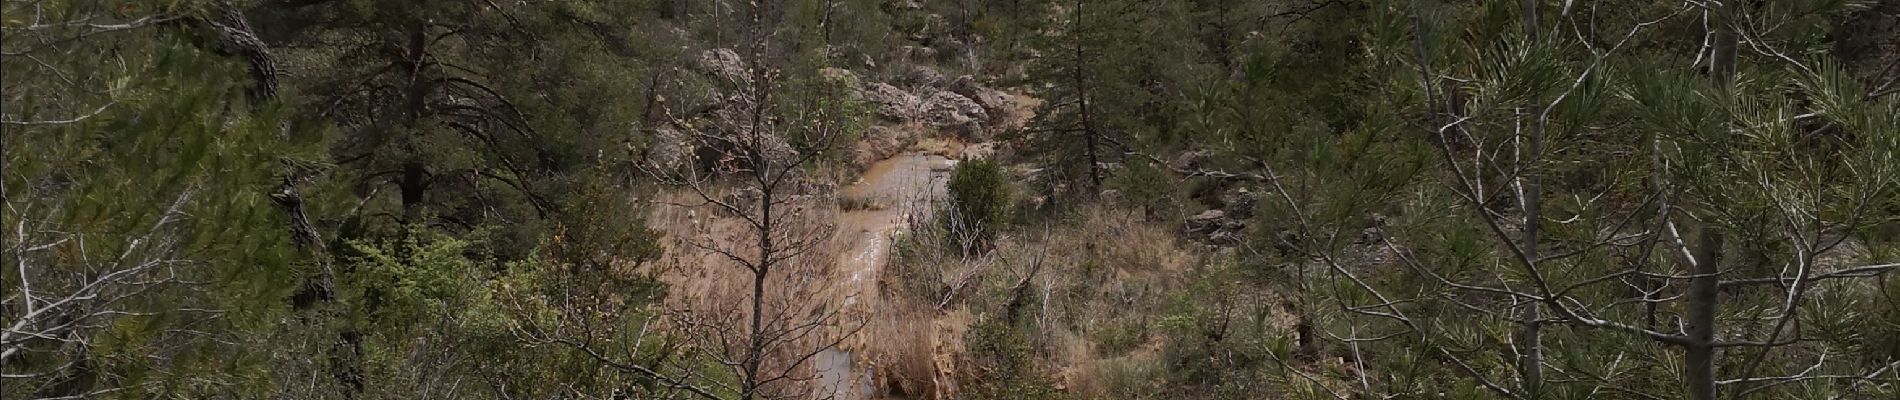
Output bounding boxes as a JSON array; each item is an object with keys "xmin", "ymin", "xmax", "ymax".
[
  {"xmin": 696, "ymin": 48, "xmax": 747, "ymax": 82},
  {"xmin": 862, "ymin": 82, "xmax": 922, "ymax": 122},
  {"xmin": 645, "ymin": 126, "xmax": 689, "ymax": 170},
  {"xmin": 920, "ymin": 90, "xmax": 989, "ymax": 140},
  {"xmin": 949, "ymin": 75, "xmax": 1019, "ymax": 126},
  {"xmin": 1171, "ymin": 150, "xmax": 1212, "ymax": 173},
  {"xmin": 1186, "ymin": 209, "xmax": 1228, "ymax": 234},
  {"xmin": 853, "ymin": 125, "xmax": 916, "ymax": 168}
]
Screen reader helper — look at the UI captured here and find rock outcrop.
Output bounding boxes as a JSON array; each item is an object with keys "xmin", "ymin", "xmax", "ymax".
[
  {"xmin": 863, "ymin": 82, "xmax": 923, "ymax": 122},
  {"xmin": 949, "ymin": 75, "xmax": 1019, "ymax": 127},
  {"xmin": 645, "ymin": 126, "xmax": 689, "ymax": 170},
  {"xmin": 697, "ymin": 48, "xmax": 748, "ymax": 83},
  {"xmin": 649, "ymin": 48, "xmax": 806, "ymax": 173},
  {"xmin": 854, "ymin": 125, "xmax": 916, "ymax": 168},
  {"xmin": 920, "ymin": 90, "xmax": 988, "ymax": 140},
  {"xmin": 1183, "ymin": 186, "xmax": 1258, "ymax": 246}
]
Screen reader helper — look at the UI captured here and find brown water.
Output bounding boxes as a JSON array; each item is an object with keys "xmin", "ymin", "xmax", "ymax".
[{"xmin": 818, "ymin": 153, "xmax": 956, "ymax": 399}]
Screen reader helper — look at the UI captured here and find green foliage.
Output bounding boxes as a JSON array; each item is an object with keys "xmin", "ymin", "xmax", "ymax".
[
  {"xmin": 1090, "ymin": 319, "xmax": 1150, "ymax": 358},
  {"xmin": 2, "ymin": 13, "xmax": 306, "ymax": 397},
  {"xmin": 947, "ymin": 159, "xmax": 1012, "ymax": 244},
  {"xmin": 10, "ymin": 0, "xmax": 1900, "ymax": 398},
  {"xmin": 1106, "ymin": 160, "xmax": 1182, "ymax": 220},
  {"xmin": 340, "ymin": 230, "xmax": 485, "ymax": 327},
  {"xmin": 963, "ymin": 316, "xmax": 1069, "ymax": 400},
  {"xmin": 1021, "ymin": 0, "xmax": 1212, "ymax": 195}
]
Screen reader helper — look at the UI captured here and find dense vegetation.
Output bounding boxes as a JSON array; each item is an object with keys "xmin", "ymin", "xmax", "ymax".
[{"xmin": 5, "ymin": 0, "xmax": 1897, "ymax": 399}]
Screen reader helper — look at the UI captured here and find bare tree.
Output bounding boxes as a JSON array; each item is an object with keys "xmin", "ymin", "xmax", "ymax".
[
  {"xmin": 644, "ymin": 42, "xmax": 861, "ymax": 400},
  {"xmin": 2, "ymin": 188, "xmax": 213, "ymax": 399},
  {"xmin": 519, "ymin": 2, "xmax": 866, "ymax": 399}
]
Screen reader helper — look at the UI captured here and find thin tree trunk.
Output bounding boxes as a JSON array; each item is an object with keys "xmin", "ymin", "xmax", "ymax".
[
  {"xmin": 1685, "ymin": 228, "xmax": 1723, "ymax": 400},
  {"xmin": 1070, "ymin": 0, "xmax": 1102, "ymax": 192},
  {"xmin": 745, "ymin": 183, "xmax": 772, "ymax": 400},
  {"xmin": 1683, "ymin": 6, "xmax": 1736, "ymax": 399},
  {"xmin": 1514, "ymin": 0, "xmax": 1545, "ymax": 394}
]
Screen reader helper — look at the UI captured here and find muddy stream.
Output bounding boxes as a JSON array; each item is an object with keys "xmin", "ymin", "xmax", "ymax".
[{"xmin": 816, "ymin": 152, "xmax": 957, "ymax": 399}]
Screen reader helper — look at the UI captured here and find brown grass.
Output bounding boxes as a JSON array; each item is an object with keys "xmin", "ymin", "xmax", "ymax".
[
  {"xmin": 837, "ymin": 192, "xmax": 887, "ymax": 211},
  {"xmin": 869, "ymin": 202, "xmax": 1201, "ymax": 399},
  {"xmin": 864, "ymin": 302, "xmax": 971, "ymax": 400}
]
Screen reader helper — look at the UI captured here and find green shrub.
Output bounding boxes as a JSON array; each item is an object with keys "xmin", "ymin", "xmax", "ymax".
[
  {"xmin": 947, "ymin": 159, "xmax": 1012, "ymax": 246},
  {"xmin": 1092, "ymin": 319, "xmax": 1151, "ymax": 357},
  {"xmin": 1108, "ymin": 160, "xmax": 1181, "ymax": 220},
  {"xmin": 963, "ymin": 316, "xmax": 1067, "ymax": 400}
]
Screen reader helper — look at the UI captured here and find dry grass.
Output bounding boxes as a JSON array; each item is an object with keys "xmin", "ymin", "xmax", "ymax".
[
  {"xmin": 644, "ymin": 185, "xmax": 862, "ymax": 397},
  {"xmin": 871, "ymin": 202, "xmax": 1201, "ymax": 399},
  {"xmin": 863, "ymin": 302, "xmax": 971, "ymax": 400},
  {"xmin": 837, "ymin": 192, "xmax": 886, "ymax": 211}
]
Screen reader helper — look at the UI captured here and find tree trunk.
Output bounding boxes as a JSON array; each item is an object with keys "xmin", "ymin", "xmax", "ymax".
[
  {"xmin": 1514, "ymin": 0, "xmax": 1545, "ymax": 394},
  {"xmin": 1685, "ymin": 228, "xmax": 1723, "ymax": 400},
  {"xmin": 1070, "ymin": 0, "xmax": 1103, "ymax": 192},
  {"xmin": 744, "ymin": 182, "xmax": 773, "ymax": 400},
  {"xmin": 191, "ymin": 3, "xmax": 336, "ymax": 303},
  {"xmin": 400, "ymin": 160, "xmax": 428, "ymax": 215},
  {"xmin": 1683, "ymin": 6, "xmax": 1736, "ymax": 399}
]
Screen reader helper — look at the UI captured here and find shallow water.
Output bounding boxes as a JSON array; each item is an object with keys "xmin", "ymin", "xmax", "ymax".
[{"xmin": 818, "ymin": 153, "xmax": 955, "ymax": 399}]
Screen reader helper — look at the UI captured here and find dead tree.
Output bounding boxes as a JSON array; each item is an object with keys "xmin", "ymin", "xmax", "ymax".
[{"xmin": 645, "ymin": 45, "xmax": 860, "ymax": 400}]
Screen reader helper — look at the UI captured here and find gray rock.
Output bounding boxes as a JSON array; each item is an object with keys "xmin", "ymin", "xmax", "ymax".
[
  {"xmin": 1221, "ymin": 188, "xmax": 1257, "ymax": 219},
  {"xmin": 862, "ymin": 82, "xmax": 921, "ymax": 122},
  {"xmin": 697, "ymin": 48, "xmax": 747, "ymax": 83},
  {"xmin": 853, "ymin": 125, "xmax": 915, "ymax": 168},
  {"xmin": 1186, "ymin": 209, "xmax": 1227, "ymax": 234},
  {"xmin": 920, "ymin": 90, "xmax": 989, "ymax": 140},
  {"xmin": 1171, "ymin": 150, "xmax": 1212, "ymax": 172},
  {"xmin": 949, "ymin": 75, "xmax": 1019, "ymax": 125},
  {"xmin": 645, "ymin": 126, "xmax": 689, "ymax": 170}
]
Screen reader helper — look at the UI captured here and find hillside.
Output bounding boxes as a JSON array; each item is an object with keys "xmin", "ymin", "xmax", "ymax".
[{"xmin": 5, "ymin": 1, "xmax": 1899, "ymax": 400}]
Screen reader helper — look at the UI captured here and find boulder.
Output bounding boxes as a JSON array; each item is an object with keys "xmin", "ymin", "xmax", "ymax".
[
  {"xmin": 696, "ymin": 48, "xmax": 747, "ymax": 83},
  {"xmin": 853, "ymin": 125, "xmax": 915, "ymax": 168},
  {"xmin": 644, "ymin": 126, "xmax": 689, "ymax": 170},
  {"xmin": 920, "ymin": 90, "xmax": 989, "ymax": 140},
  {"xmin": 1220, "ymin": 188, "xmax": 1257, "ymax": 219},
  {"xmin": 1186, "ymin": 209, "xmax": 1227, "ymax": 234},
  {"xmin": 862, "ymin": 82, "xmax": 922, "ymax": 122},
  {"xmin": 1170, "ymin": 149, "xmax": 1212, "ymax": 173},
  {"xmin": 949, "ymin": 75, "xmax": 1019, "ymax": 125}
]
